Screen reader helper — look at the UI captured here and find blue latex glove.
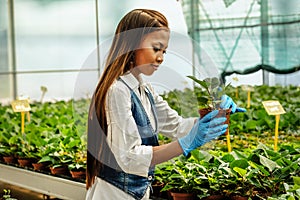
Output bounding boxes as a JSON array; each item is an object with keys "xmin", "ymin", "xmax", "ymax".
[
  {"xmin": 220, "ymin": 95, "xmax": 246, "ymax": 113},
  {"xmin": 178, "ymin": 110, "xmax": 228, "ymax": 156}
]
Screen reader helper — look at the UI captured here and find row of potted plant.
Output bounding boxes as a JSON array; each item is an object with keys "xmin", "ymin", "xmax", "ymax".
[
  {"xmin": 0, "ymin": 99, "xmax": 89, "ymax": 181},
  {"xmin": 0, "ymin": 148, "xmax": 86, "ymax": 181}
]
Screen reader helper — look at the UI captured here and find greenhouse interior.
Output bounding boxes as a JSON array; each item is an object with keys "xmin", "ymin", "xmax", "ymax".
[{"xmin": 0, "ymin": 0, "xmax": 299, "ymax": 199}]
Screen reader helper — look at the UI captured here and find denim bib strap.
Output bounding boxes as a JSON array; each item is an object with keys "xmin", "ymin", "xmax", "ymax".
[{"xmin": 98, "ymin": 78, "xmax": 159, "ymax": 200}]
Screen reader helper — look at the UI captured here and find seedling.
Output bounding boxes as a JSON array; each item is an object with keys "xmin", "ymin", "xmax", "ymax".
[{"xmin": 187, "ymin": 75, "xmax": 231, "ymax": 109}]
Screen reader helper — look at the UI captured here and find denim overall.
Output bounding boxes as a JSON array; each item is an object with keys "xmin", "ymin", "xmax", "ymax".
[{"xmin": 98, "ymin": 78, "xmax": 159, "ymax": 200}]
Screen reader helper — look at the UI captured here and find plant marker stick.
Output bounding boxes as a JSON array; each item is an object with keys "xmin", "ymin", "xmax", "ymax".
[
  {"xmin": 274, "ymin": 114, "xmax": 280, "ymax": 151},
  {"xmin": 226, "ymin": 132, "xmax": 231, "ymax": 152},
  {"xmin": 21, "ymin": 111, "xmax": 25, "ymax": 133},
  {"xmin": 11, "ymin": 99, "xmax": 31, "ymax": 133},
  {"xmin": 247, "ymin": 90, "xmax": 251, "ymax": 108}
]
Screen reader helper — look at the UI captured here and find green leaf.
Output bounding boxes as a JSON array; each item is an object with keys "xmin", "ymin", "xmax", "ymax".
[
  {"xmin": 230, "ymin": 159, "xmax": 249, "ymax": 169},
  {"xmin": 259, "ymin": 155, "xmax": 279, "ymax": 171},
  {"xmin": 233, "ymin": 167, "xmax": 247, "ymax": 177},
  {"xmin": 221, "ymin": 154, "xmax": 234, "ymax": 163},
  {"xmin": 39, "ymin": 156, "xmax": 53, "ymax": 163},
  {"xmin": 206, "ymin": 77, "xmax": 220, "ymax": 89},
  {"xmin": 248, "ymin": 161, "xmax": 270, "ymax": 176},
  {"xmin": 293, "ymin": 176, "xmax": 300, "ymax": 185},
  {"xmin": 231, "ymin": 150, "xmax": 247, "ymax": 160},
  {"xmin": 187, "ymin": 76, "xmax": 208, "ymax": 90},
  {"xmin": 246, "ymin": 120, "xmax": 257, "ymax": 130},
  {"xmin": 197, "ymin": 96, "xmax": 210, "ymax": 105}
]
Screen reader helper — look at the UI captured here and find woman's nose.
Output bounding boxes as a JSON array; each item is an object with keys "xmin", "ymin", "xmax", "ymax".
[{"xmin": 157, "ymin": 54, "xmax": 163, "ymax": 64}]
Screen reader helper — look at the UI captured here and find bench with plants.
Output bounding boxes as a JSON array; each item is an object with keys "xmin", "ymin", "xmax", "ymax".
[
  {"xmin": 0, "ymin": 83, "xmax": 299, "ymax": 199},
  {"xmin": 0, "ymin": 99, "xmax": 88, "ymax": 182}
]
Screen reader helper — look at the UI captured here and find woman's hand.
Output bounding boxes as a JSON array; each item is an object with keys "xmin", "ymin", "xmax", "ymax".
[{"xmin": 178, "ymin": 110, "xmax": 228, "ymax": 156}]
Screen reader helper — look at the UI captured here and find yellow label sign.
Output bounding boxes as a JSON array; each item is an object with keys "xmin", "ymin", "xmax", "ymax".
[
  {"xmin": 11, "ymin": 100, "xmax": 31, "ymax": 112},
  {"xmin": 262, "ymin": 100, "xmax": 286, "ymax": 115}
]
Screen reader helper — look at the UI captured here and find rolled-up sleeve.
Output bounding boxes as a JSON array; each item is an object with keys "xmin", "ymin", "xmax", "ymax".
[
  {"xmin": 105, "ymin": 82, "xmax": 152, "ymax": 177},
  {"xmin": 146, "ymin": 84, "xmax": 197, "ymax": 139}
]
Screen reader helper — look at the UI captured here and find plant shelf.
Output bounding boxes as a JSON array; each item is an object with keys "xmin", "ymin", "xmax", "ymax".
[{"xmin": 0, "ymin": 163, "xmax": 85, "ymax": 200}]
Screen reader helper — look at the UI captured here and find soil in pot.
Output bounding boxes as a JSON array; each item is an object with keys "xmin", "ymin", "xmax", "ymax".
[
  {"xmin": 170, "ymin": 192, "xmax": 194, "ymax": 200},
  {"xmin": 199, "ymin": 108, "xmax": 231, "ymax": 135},
  {"xmin": 3, "ymin": 156, "xmax": 17, "ymax": 164}
]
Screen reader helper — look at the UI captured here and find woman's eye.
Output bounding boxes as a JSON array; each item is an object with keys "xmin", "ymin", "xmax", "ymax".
[
  {"xmin": 153, "ymin": 47, "xmax": 160, "ymax": 52},
  {"xmin": 153, "ymin": 47, "xmax": 167, "ymax": 54}
]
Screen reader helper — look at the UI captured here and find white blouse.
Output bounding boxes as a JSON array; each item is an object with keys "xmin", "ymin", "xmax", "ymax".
[{"xmin": 86, "ymin": 73, "xmax": 196, "ymax": 200}]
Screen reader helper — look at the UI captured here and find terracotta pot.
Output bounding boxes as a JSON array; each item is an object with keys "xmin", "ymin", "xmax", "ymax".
[
  {"xmin": 170, "ymin": 192, "xmax": 194, "ymax": 200},
  {"xmin": 17, "ymin": 158, "xmax": 33, "ymax": 167},
  {"xmin": 70, "ymin": 170, "xmax": 86, "ymax": 179},
  {"xmin": 199, "ymin": 108, "xmax": 231, "ymax": 135},
  {"xmin": 3, "ymin": 156, "xmax": 17, "ymax": 164},
  {"xmin": 32, "ymin": 162, "xmax": 49, "ymax": 171},
  {"xmin": 50, "ymin": 166, "xmax": 69, "ymax": 175},
  {"xmin": 151, "ymin": 182, "xmax": 168, "ymax": 199}
]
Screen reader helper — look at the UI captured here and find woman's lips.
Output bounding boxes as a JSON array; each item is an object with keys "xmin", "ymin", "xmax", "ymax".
[{"xmin": 152, "ymin": 64, "xmax": 159, "ymax": 70}]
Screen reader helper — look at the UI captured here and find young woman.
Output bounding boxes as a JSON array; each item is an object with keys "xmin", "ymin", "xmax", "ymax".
[{"xmin": 86, "ymin": 8, "xmax": 245, "ymax": 200}]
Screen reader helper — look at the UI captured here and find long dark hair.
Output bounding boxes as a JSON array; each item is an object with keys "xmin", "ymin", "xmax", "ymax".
[{"xmin": 86, "ymin": 8, "xmax": 169, "ymax": 189}]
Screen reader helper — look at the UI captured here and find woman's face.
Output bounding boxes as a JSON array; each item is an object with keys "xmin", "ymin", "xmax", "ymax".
[{"xmin": 131, "ymin": 29, "xmax": 170, "ymax": 77}]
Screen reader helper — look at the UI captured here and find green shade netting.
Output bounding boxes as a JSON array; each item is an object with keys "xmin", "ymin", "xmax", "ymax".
[{"xmin": 180, "ymin": 0, "xmax": 300, "ymax": 79}]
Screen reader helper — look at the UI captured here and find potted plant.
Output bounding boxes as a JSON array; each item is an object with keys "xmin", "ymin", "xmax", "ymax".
[
  {"xmin": 152, "ymin": 161, "xmax": 173, "ymax": 199},
  {"xmin": 159, "ymin": 155, "xmax": 211, "ymax": 200},
  {"xmin": 0, "ymin": 144, "xmax": 18, "ymax": 165},
  {"xmin": 48, "ymin": 151, "xmax": 72, "ymax": 176},
  {"xmin": 15, "ymin": 135, "xmax": 37, "ymax": 168},
  {"xmin": 68, "ymin": 150, "xmax": 86, "ymax": 180},
  {"xmin": 31, "ymin": 144, "xmax": 53, "ymax": 171},
  {"xmin": 38, "ymin": 136, "xmax": 72, "ymax": 176},
  {"xmin": 0, "ymin": 132, "xmax": 19, "ymax": 165},
  {"xmin": 187, "ymin": 76, "xmax": 232, "ymax": 134},
  {"xmin": 0, "ymin": 106, "xmax": 32, "ymax": 165}
]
